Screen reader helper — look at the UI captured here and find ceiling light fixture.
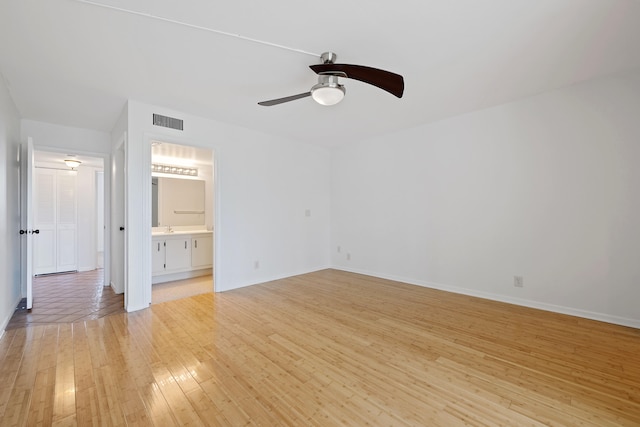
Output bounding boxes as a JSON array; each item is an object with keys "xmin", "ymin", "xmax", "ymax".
[
  {"xmin": 64, "ymin": 159, "xmax": 81, "ymax": 169},
  {"xmin": 310, "ymin": 75, "xmax": 345, "ymax": 106}
]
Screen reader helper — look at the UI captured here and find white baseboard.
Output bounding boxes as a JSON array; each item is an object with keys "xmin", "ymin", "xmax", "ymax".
[
  {"xmin": 333, "ymin": 266, "xmax": 640, "ymax": 330},
  {"xmin": 0, "ymin": 295, "xmax": 23, "ymax": 336},
  {"xmin": 109, "ymin": 281, "xmax": 124, "ymax": 294}
]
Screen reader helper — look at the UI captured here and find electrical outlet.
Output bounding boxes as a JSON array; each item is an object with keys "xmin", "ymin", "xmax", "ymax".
[
  {"xmin": 337, "ymin": 246, "xmax": 341, "ymax": 253},
  {"xmin": 514, "ymin": 275, "xmax": 524, "ymax": 288},
  {"xmin": 305, "ymin": 209, "xmax": 311, "ymax": 217},
  {"xmin": 254, "ymin": 260, "xmax": 260, "ymax": 269},
  {"xmin": 346, "ymin": 253, "xmax": 351, "ymax": 261}
]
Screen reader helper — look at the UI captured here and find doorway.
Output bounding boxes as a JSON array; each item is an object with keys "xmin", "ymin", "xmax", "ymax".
[
  {"xmin": 150, "ymin": 140, "xmax": 215, "ymax": 303},
  {"xmin": 21, "ymin": 148, "xmax": 119, "ymax": 317},
  {"xmin": 32, "ymin": 151, "xmax": 105, "ymax": 275}
]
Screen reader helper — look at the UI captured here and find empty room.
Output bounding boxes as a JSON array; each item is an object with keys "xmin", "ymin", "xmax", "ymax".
[{"xmin": 1, "ymin": 0, "xmax": 639, "ymax": 425}]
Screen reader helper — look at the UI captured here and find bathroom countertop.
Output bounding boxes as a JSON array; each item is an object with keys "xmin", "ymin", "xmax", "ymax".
[{"xmin": 152, "ymin": 229, "xmax": 212, "ymax": 237}]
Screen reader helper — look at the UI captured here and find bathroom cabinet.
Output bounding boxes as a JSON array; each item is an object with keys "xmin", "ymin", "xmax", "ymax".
[
  {"xmin": 191, "ymin": 235, "xmax": 213, "ymax": 268},
  {"xmin": 165, "ymin": 237, "xmax": 191, "ymax": 271},
  {"xmin": 152, "ymin": 231, "xmax": 212, "ymax": 283}
]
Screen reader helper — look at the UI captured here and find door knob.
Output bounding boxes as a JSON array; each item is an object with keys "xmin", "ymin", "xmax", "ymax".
[
  {"xmin": 120, "ymin": 226, "xmax": 125, "ymax": 231},
  {"xmin": 34, "ymin": 229, "xmax": 40, "ymax": 234},
  {"xmin": 20, "ymin": 229, "xmax": 25, "ymax": 235}
]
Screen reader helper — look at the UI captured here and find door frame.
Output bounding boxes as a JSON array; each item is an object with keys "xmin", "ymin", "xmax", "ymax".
[
  {"xmin": 144, "ymin": 134, "xmax": 218, "ymax": 301},
  {"xmin": 28, "ymin": 144, "xmax": 113, "ymax": 292}
]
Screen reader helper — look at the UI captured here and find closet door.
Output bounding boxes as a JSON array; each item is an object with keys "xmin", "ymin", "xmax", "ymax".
[
  {"xmin": 33, "ymin": 169, "xmax": 57, "ymax": 275},
  {"xmin": 33, "ymin": 169, "xmax": 78, "ymax": 275},
  {"xmin": 56, "ymin": 171, "xmax": 78, "ymax": 272}
]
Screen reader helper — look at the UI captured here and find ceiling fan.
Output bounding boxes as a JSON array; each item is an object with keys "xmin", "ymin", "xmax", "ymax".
[{"xmin": 258, "ymin": 52, "xmax": 404, "ymax": 107}]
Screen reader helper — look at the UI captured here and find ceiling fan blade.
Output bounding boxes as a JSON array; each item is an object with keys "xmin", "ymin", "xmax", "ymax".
[
  {"xmin": 310, "ymin": 64, "xmax": 404, "ymax": 98},
  {"xmin": 258, "ymin": 92, "xmax": 311, "ymax": 106}
]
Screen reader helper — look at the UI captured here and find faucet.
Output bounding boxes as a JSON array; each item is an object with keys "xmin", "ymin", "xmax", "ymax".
[{"xmin": 166, "ymin": 225, "xmax": 173, "ymax": 233}]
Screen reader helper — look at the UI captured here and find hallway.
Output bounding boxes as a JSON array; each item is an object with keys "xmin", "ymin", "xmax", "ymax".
[
  {"xmin": 6, "ymin": 270, "xmax": 214, "ymax": 329},
  {"xmin": 6, "ymin": 270, "xmax": 124, "ymax": 330}
]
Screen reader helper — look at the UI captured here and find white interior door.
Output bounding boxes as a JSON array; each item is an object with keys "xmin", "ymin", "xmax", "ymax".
[
  {"xmin": 20, "ymin": 138, "xmax": 35, "ymax": 309},
  {"xmin": 111, "ymin": 141, "xmax": 126, "ymax": 295},
  {"xmin": 56, "ymin": 171, "xmax": 78, "ymax": 272},
  {"xmin": 34, "ymin": 169, "xmax": 56, "ymax": 275},
  {"xmin": 33, "ymin": 169, "xmax": 78, "ymax": 275}
]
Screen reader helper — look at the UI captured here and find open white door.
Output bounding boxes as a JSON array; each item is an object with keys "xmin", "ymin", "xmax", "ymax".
[
  {"xmin": 111, "ymin": 137, "xmax": 126, "ymax": 298},
  {"xmin": 20, "ymin": 137, "xmax": 35, "ymax": 309}
]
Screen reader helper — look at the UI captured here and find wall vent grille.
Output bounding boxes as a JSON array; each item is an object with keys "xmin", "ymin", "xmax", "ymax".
[{"xmin": 153, "ymin": 114, "xmax": 183, "ymax": 131}]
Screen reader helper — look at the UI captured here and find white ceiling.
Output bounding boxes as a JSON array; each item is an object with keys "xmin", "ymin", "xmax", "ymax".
[
  {"xmin": 34, "ymin": 150, "xmax": 104, "ymax": 169},
  {"xmin": 2, "ymin": 0, "xmax": 640, "ymax": 147}
]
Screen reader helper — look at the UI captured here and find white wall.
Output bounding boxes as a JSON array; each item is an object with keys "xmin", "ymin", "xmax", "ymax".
[
  {"xmin": 124, "ymin": 101, "xmax": 331, "ymax": 311},
  {"xmin": 331, "ymin": 72, "xmax": 640, "ymax": 328},
  {"xmin": 96, "ymin": 171, "xmax": 105, "ymax": 268},
  {"xmin": 22, "ymin": 120, "xmax": 111, "ymax": 155},
  {"xmin": 0, "ymin": 77, "xmax": 22, "ymax": 334}
]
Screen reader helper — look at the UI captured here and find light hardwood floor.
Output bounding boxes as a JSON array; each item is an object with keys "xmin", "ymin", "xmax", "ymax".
[
  {"xmin": 152, "ymin": 275, "xmax": 213, "ymax": 305},
  {"xmin": 1, "ymin": 269, "xmax": 639, "ymax": 426}
]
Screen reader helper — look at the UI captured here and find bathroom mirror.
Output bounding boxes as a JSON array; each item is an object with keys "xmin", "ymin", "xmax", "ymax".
[{"xmin": 152, "ymin": 176, "xmax": 205, "ymax": 227}]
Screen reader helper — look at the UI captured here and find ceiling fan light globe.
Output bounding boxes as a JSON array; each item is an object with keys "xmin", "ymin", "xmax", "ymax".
[{"xmin": 311, "ymin": 84, "xmax": 345, "ymax": 106}]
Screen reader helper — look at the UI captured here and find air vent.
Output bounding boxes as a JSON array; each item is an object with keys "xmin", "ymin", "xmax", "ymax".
[{"xmin": 153, "ymin": 114, "xmax": 183, "ymax": 131}]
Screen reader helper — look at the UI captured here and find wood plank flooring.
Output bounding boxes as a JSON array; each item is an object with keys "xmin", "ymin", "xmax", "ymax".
[
  {"xmin": 1, "ymin": 269, "xmax": 639, "ymax": 426},
  {"xmin": 152, "ymin": 275, "xmax": 213, "ymax": 305}
]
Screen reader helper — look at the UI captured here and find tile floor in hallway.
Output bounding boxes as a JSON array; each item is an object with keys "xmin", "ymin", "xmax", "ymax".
[
  {"xmin": 6, "ymin": 270, "xmax": 213, "ymax": 329},
  {"xmin": 6, "ymin": 269, "xmax": 124, "ymax": 330}
]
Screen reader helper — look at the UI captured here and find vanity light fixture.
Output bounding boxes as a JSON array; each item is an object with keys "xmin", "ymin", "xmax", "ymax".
[
  {"xmin": 151, "ymin": 163, "xmax": 198, "ymax": 177},
  {"xmin": 64, "ymin": 159, "xmax": 81, "ymax": 169}
]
